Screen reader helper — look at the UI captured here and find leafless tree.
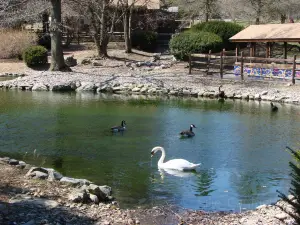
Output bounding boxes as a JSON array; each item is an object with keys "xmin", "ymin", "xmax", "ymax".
[
  {"xmin": 167, "ymin": 0, "xmax": 219, "ymax": 24},
  {"xmin": 66, "ymin": 0, "xmax": 121, "ymax": 58},
  {"xmin": 265, "ymin": 0, "xmax": 300, "ymax": 23}
]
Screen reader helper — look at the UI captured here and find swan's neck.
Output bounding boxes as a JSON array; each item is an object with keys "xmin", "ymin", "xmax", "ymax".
[{"xmin": 158, "ymin": 148, "xmax": 166, "ymax": 166}]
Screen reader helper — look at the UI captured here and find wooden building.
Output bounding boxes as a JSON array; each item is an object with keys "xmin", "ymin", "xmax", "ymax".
[
  {"xmin": 229, "ymin": 23, "xmax": 300, "ymax": 81},
  {"xmin": 230, "ymin": 23, "xmax": 300, "ymax": 59}
]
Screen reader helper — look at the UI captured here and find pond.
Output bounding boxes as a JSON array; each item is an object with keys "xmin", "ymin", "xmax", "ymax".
[{"xmin": 0, "ymin": 91, "xmax": 299, "ymax": 212}]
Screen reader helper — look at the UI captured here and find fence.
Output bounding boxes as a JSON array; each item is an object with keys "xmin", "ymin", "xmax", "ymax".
[{"xmin": 189, "ymin": 50, "xmax": 300, "ymax": 84}]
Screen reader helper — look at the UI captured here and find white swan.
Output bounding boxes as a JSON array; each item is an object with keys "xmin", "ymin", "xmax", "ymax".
[{"xmin": 151, "ymin": 146, "xmax": 201, "ymax": 171}]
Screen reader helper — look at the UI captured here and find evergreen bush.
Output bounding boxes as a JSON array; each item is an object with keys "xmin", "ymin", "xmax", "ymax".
[
  {"xmin": 131, "ymin": 30, "xmax": 158, "ymax": 52},
  {"xmin": 191, "ymin": 21, "xmax": 243, "ymax": 49},
  {"xmin": 169, "ymin": 31, "xmax": 222, "ymax": 60},
  {"xmin": 23, "ymin": 45, "xmax": 48, "ymax": 67},
  {"xmin": 277, "ymin": 146, "xmax": 300, "ymax": 224}
]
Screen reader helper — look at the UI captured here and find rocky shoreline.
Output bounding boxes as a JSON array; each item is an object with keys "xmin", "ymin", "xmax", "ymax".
[
  {"xmin": 0, "ymin": 63, "xmax": 300, "ymax": 106},
  {"xmin": 0, "ymin": 155, "xmax": 296, "ymax": 225}
]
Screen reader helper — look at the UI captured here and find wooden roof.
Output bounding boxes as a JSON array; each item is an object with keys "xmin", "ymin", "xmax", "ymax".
[{"xmin": 230, "ymin": 23, "xmax": 300, "ymax": 42}]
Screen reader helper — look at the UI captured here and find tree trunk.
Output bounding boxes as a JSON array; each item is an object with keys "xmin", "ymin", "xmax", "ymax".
[
  {"xmin": 255, "ymin": 17, "xmax": 260, "ymax": 25},
  {"xmin": 204, "ymin": 0, "xmax": 209, "ymax": 22},
  {"xmin": 281, "ymin": 14, "xmax": 286, "ymax": 24},
  {"xmin": 124, "ymin": 7, "xmax": 132, "ymax": 53},
  {"xmin": 49, "ymin": 0, "xmax": 70, "ymax": 71},
  {"xmin": 97, "ymin": 0, "xmax": 109, "ymax": 58},
  {"xmin": 99, "ymin": 36, "xmax": 109, "ymax": 58}
]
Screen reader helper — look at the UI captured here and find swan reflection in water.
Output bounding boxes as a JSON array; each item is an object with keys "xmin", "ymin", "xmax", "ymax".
[{"xmin": 158, "ymin": 168, "xmax": 198, "ymax": 179}]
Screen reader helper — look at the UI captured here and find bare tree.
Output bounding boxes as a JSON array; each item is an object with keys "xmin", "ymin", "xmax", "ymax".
[
  {"xmin": 66, "ymin": 0, "xmax": 121, "ymax": 58},
  {"xmin": 266, "ymin": 0, "xmax": 300, "ymax": 23},
  {"xmin": 168, "ymin": 0, "xmax": 219, "ymax": 24}
]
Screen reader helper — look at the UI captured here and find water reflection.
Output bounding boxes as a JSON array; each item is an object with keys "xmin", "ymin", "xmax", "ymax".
[{"xmin": 159, "ymin": 168, "xmax": 197, "ymax": 178}]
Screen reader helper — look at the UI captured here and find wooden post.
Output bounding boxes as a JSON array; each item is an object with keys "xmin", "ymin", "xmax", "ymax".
[
  {"xmin": 207, "ymin": 50, "xmax": 211, "ymax": 76},
  {"xmin": 284, "ymin": 42, "xmax": 288, "ymax": 59},
  {"xmin": 220, "ymin": 51, "xmax": 223, "ymax": 79},
  {"xmin": 266, "ymin": 42, "xmax": 269, "ymax": 58},
  {"xmin": 292, "ymin": 55, "xmax": 296, "ymax": 84},
  {"xmin": 188, "ymin": 54, "xmax": 192, "ymax": 75},
  {"xmin": 235, "ymin": 47, "xmax": 239, "ymax": 62},
  {"xmin": 241, "ymin": 51, "xmax": 244, "ymax": 81}
]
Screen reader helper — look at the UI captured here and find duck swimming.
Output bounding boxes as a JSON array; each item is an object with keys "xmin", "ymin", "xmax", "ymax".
[
  {"xmin": 151, "ymin": 146, "xmax": 201, "ymax": 171},
  {"xmin": 111, "ymin": 120, "xmax": 126, "ymax": 132},
  {"xmin": 180, "ymin": 124, "xmax": 196, "ymax": 137},
  {"xmin": 270, "ymin": 102, "xmax": 278, "ymax": 112}
]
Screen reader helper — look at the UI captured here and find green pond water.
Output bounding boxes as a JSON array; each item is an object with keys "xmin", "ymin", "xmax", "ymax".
[{"xmin": 0, "ymin": 90, "xmax": 299, "ymax": 212}]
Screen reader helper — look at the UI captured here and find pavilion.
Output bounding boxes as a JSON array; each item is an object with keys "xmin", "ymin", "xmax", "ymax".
[{"xmin": 229, "ymin": 23, "xmax": 300, "ymax": 58}]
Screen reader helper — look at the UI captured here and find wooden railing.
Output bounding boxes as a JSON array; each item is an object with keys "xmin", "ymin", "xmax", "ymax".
[{"xmin": 189, "ymin": 50, "xmax": 300, "ymax": 84}]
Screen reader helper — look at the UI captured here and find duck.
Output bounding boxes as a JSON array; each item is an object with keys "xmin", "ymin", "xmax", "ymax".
[
  {"xmin": 180, "ymin": 124, "xmax": 196, "ymax": 137},
  {"xmin": 218, "ymin": 85, "xmax": 225, "ymax": 99},
  {"xmin": 111, "ymin": 120, "xmax": 126, "ymax": 132},
  {"xmin": 151, "ymin": 146, "xmax": 201, "ymax": 171},
  {"xmin": 270, "ymin": 102, "xmax": 278, "ymax": 112}
]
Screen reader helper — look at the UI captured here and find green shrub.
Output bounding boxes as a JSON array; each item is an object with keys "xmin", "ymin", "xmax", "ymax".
[
  {"xmin": 132, "ymin": 30, "xmax": 158, "ymax": 52},
  {"xmin": 277, "ymin": 146, "xmax": 300, "ymax": 224},
  {"xmin": 169, "ymin": 31, "xmax": 222, "ymax": 60},
  {"xmin": 23, "ymin": 45, "xmax": 48, "ymax": 67},
  {"xmin": 191, "ymin": 21, "xmax": 243, "ymax": 49},
  {"xmin": 0, "ymin": 29, "xmax": 37, "ymax": 59}
]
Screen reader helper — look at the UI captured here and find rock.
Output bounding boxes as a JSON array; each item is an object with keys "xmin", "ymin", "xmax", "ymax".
[
  {"xmin": 234, "ymin": 95, "xmax": 242, "ymax": 99},
  {"xmin": 98, "ymin": 85, "xmax": 113, "ymax": 93},
  {"xmin": 162, "ymin": 88, "xmax": 169, "ymax": 94},
  {"xmin": 254, "ymin": 94, "xmax": 261, "ymax": 100},
  {"xmin": 32, "ymin": 83, "xmax": 48, "ymax": 91},
  {"xmin": 261, "ymin": 91, "xmax": 268, "ymax": 95},
  {"xmin": 89, "ymin": 193, "xmax": 99, "ymax": 204},
  {"xmin": 288, "ymin": 195, "xmax": 295, "ymax": 201},
  {"xmin": 8, "ymin": 159, "xmax": 19, "ymax": 165},
  {"xmin": 140, "ymin": 87, "xmax": 148, "ymax": 94},
  {"xmin": 256, "ymin": 204, "xmax": 267, "ymax": 210},
  {"xmin": 249, "ymin": 95, "xmax": 254, "ymax": 100},
  {"xmin": 65, "ymin": 55, "xmax": 77, "ymax": 67},
  {"xmin": 169, "ymin": 90, "xmax": 178, "ymax": 96},
  {"xmin": 60, "ymin": 177, "xmax": 91, "ymax": 186},
  {"xmin": 275, "ymin": 213, "xmax": 288, "ymax": 220},
  {"xmin": 26, "ymin": 167, "xmax": 49, "ymax": 177},
  {"xmin": 51, "ymin": 84, "xmax": 74, "ymax": 92},
  {"xmin": 182, "ymin": 90, "xmax": 190, "ymax": 95},
  {"xmin": 76, "ymin": 82, "xmax": 95, "ymax": 92},
  {"xmin": 160, "ymin": 64, "xmax": 169, "ymax": 69},
  {"xmin": 47, "ymin": 168, "xmax": 63, "ymax": 181},
  {"xmin": 198, "ymin": 91, "xmax": 205, "ymax": 97},
  {"xmin": 81, "ymin": 58, "xmax": 91, "ymax": 65},
  {"xmin": 242, "ymin": 93, "xmax": 249, "ymax": 99},
  {"xmin": 148, "ymin": 88, "xmax": 156, "ymax": 94},
  {"xmin": 92, "ymin": 61, "xmax": 102, "ymax": 67},
  {"xmin": 99, "ymin": 185, "xmax": 112, "ymax": 199},
  {"xmin": 132, "ymin": 87, "xmax": 141, "ymax": 92},
  {"xmin": 31, "ymin": 171, "xmax": 48, "ymax": 179},
  {"xmin": 0, "ymin": 157, "xmax": 10, "ymax": 163},
  {"xmin": 68, "ymin": 190, "xmax": 89, "ymax": 203}
]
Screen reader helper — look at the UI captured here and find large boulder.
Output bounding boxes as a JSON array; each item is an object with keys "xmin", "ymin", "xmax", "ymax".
[
  {"xmin": 60, "ymin": 177, "xmax": 91, "ymax": 186},
  {"xmin": 32, "ymin": 83, "xmax": 48, "ymax": 91},
  {"xmin": 76, "ymin": 82, "xmax": 96, "ymax": 92}
]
